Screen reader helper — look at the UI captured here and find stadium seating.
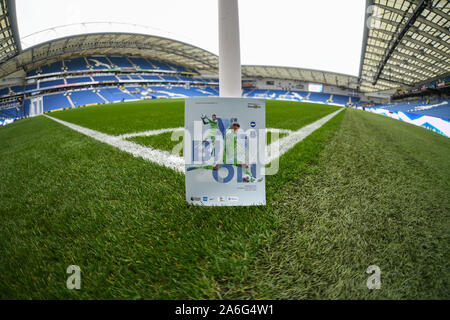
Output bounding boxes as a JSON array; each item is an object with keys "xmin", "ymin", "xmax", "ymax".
[
  {"xmin": 39, "ymin": 79, "xmax": 65, "ymax": 90},
  {"xmin": 118, "ymin": 75, "xmax": 131, "ymax": 81},
  {"xmin": 109, "ymin": 56, "xmax": 134, "ymax": 69},
  {"xmin": 70, "ymin": 90, "xmax": 105, "ymax": 107},
  {"xmin": 24, "ymin": 56, "xmax": 199, "ymax": 80},
  {"xmin": 93, "ymin": 75, "xmax": 119, "ymax": 82},
  {"xmin": 43, "ymin": 93, "xmax": 72, "ymax": 112},
  {"xmin": 98, "ymin": 87, "xmax": 135, "ymax": 102},
  {"xmin": 41, "ymin": 61, "xmax": 63, "ymax": 75},
  {"xmin": 86, "ymin": 57, "xmax": 113, "ymax": 70},
  {"xmin": 0, "ymin": 87, "xmax": 9, "ymax": 97},
  {"xmin": 141, "ymin": 75, "xmax": 163, "ymax": 82},
  {"xmin": 380, "ymin": 98, "xmax": 450, "ymax": 120},
  {"xmin": 128, "ymin": 57, "xmax": 154, "ymax": 70},
  {"xmin": 161, "ymin": 75, "xmax": 181, "ymax": 82},
  {"xmin": 332, "ymin": 94, "xmax": 350, "ymax": 105},
  {"xmin": 24, "ymin": 84, "xmax": 37, "ymax": 93},
  {"xmin": 148, "ymin": 59, "xmax": 173, "ymax": 72},
  {"xmin": 0, "ymin": 103, "xmax": 21, "ymax": 119},
  {"xmin": 178, "ymin": 76, "xmax": 194, "ymax": 82},
  {"xmin": 129, "ymin": 75, "xmax": 143, "ymax": 81},
  {"xmin": 66, "ymin": 77, "xmax": 92, "ymax": 84},
  {"xmin": 65, "ymin": 57, "xmax": 89, "ymax": 72},
  {"xmin": 10, "ymin": 86, "xmax": 24, "ymax": 94}
]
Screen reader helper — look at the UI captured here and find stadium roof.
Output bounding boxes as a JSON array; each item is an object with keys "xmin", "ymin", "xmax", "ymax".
[
  {"xmin": 359, "ymin": 0, "xmax": 450, "ymax": 92},
  {"xmin": 0, "ymin": 33, "xmax": 220, "ymax": 77},
  {"xmin": 242, "ymin": 66, "xmax": 359, "ymax": 90},
  {"xmin": 0, "ymin": 0, "xmax": 21, "ymax": 64}
]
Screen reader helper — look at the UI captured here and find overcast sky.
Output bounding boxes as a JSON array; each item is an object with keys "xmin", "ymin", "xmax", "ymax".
[{"xmin": 16, "ymin": 0, "xmax": 366, "ymax": 76}]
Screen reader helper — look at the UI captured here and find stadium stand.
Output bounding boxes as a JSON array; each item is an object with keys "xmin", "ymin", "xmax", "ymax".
[
  {"xmin": 93, "ymin": 75, "xmax": 119, "ymax": 82},
  {"xmin": 148, "ymin": 59, "xmax": 173, "ymax": 72},
  {"xmin": 380, "ymin": 98, "xmax": 450, "ymax": 120},
  {"xmin": 43, "ymin": 93, "xmax": 72, "ymax": 112},
  {"xmin": 69, "ymin": 90, "xmax": 105, "ymax": 107},
  {"xmin": 141, "ymin": 75, "xmax": 163, "ymax": 82},
  {"xmin": 128, "ymin": 57, "xmax": 154, "ymax": 70},
  {"xmin": 65, "ymin": 57, "xmax": 89, "ymax": 72},
  {"xmin": 41, "ymin": 61, "xmax": 63, "ymax": 75},
  {"xmin": 39, "ymin": 79, "xmax": 65, "ymax": 90},
  {"xmin": 0, "ymin": 87, "xmax": 9, "ymax": 97},
  {"xmin": 109, "ymin": 56, "xmax": 134, "ymax": 69},
  {"xmin": 87, "ymin": 57, "xmax": 113, "ymax": 70},
  {"xmin": 67, "ymin": 77, "xmax": 92, "ymax": 84},
  {"xmin": 99, "ymin": 87, "xmax": 135, "ymax": 102},
  {"xmin": 24, "ymin": 84, "xmax": 37, "ymax": 93}
]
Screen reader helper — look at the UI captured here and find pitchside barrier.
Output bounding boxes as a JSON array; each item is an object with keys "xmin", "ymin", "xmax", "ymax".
[{"xmin": 358, "ymin": 107, "xmax": 450, "ymax": 138}]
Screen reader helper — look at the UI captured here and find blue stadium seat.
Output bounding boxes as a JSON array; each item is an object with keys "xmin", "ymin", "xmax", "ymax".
[
  {"xmin": 109, "ymin": 56, "xmax": 134, "ymax": 69},
  {"xmin": 43, "ymin": 93, "xmax": 72, "ymax": 112},
  {"xmin": 148, "ymin": 59, "xmax": 173, "ymax": 72},
  {"xmin": 332, "ymin": 94, "xmax": 350, "ymax": 105},
  {"xmin": 39, "ymin": 79, "xmax": 65, "ymax": 90},
  {"xmin": 66, "ymin": 77, "xmax": 92, "ymax": 84},
  {"xmin": 129, "ymin": 75, "xmax": 143, "ymax": 81},
  {"xmin": 128, "ymin": 57, "xmax": 154, "ymax": 70},
  {"xmin": 70, "ymin": 90, "xmax": 105, "ymax": 107},
  {"xmin": 93, "ymin": 75, "xmax": 118, "ymax": 82},
  {"xmin": 41, "ymin": 61, "xmax": 63, "ymax": 75},
  {"xmin": 86, "ymin": 57, "xmax": 113, "ymax": 70},
  {"xmin": 24, "ymin": 84, "xmax": 37, "ymax": 93},
  {"xmin": 117, "ymin": 75, "xmax": 131, "ymax": 81},
  {"xmin": 98, "ymin": 87, "xmax": 135, "ymax": 102},
  {"xmin": 65, "ymin": 58, "xmax": 89, "ymax": 71},
  {"xmin": 141, "ymin": 75, "xmax": 163, "ymax": 82},
  {"xmin": 0, "ymin": 87, "xmax": 10, "ymax": 97},
  {"xmin": 161, "ymin": 75, "xmax": 181, "ymax": 82}
]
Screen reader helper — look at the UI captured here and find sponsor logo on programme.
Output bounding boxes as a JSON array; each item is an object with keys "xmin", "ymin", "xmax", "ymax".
[
  {"xmin": 228, "ymin": 196, "xmax": 239, "ymax": 202},
  {"xmin": 203, "ymin": 197, "xmax": 208, "ymax": 202},
  {"xmin": 191, "ymin": 197, "xmax": 201, "ymax": 202},
  {"xmin": 218, "ymin": 197, "xmax": 226, "ymax": 202},
  {"xmin": 248, "ymin": 103, "xmax": 262, "ymax": 110}
]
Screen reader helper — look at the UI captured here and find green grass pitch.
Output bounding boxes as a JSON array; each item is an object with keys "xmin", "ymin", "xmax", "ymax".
[{"xmin": 0, "ymin": 99, "xmax": 448, "ymax": 299}]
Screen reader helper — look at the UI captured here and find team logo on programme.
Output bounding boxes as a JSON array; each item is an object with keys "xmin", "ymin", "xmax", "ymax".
[{"xmin": 250, "ymin": 121, "xmax": 257, "ymax": 128}]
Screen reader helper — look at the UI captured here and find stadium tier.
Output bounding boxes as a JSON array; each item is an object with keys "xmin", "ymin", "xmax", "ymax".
[
  {"xmin": 379, "ymin": 98, "xmax": 450, "ymax": 120},
  {"xmin": 24, "ymin": 56, "xmax": 196, "ymax": 78}
]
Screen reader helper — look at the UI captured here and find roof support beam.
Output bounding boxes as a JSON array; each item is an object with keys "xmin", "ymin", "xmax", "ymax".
[
  {"xmin": 373, "ymin": 0, "xmax": 431, "ymax": 85},
  {"xmin": 359, "ymin": 0, "xmax": 375, "ymax": 81}
]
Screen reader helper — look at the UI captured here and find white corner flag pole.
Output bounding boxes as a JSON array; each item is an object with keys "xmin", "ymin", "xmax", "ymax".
[{"xmin": 219, "ymin": 0, "xmax": 242, "ymax": 98}]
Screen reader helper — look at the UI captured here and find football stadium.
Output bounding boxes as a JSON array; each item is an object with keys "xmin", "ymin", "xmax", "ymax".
[{"xmin": 0, "ymin": 0, "xmax": 449, "ymax": 302}]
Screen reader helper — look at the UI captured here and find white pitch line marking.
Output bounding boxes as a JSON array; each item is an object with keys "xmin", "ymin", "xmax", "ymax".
[
  {"xmin": 266, "ymin": 108, "xmax": 344, "ymax": 163},
  {"xmin": 46, "ymin": 108, "xmax": 343, "ymax": 174},
  {"xmin": 45, "ymin": 115, "xmax": 185, "ymax": 173},
  {"xmin": 119, "ymin": 127, "xmax": 184, "ymax": 139}
]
